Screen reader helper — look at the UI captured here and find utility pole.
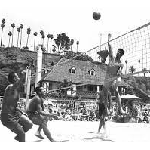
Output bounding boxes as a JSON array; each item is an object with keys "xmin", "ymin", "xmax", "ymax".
[
  {"xmin": 25, "ymin": 67, "xmax": 31, "ymax": 109},
  {"xmin": 25, "ymin": 45, "xmax": 43, "ymax": 109},
  {"xmin": 99, "ymin": 33, "xmax": 102, "ymax": 51},
  {"xmin": 35, "ymin": 44, "xmax": 42, "ymax": 87},
  {"xmin": 98, "ymin": 33, "xmax": 102, "ymax": 61}
]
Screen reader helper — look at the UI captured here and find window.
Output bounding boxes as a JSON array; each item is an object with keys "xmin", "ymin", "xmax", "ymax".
[
  {"xmin": 87, "ymin": 85, "xmax": 94, "ymax": 91},
  {"xmin": 69, "ymin": 67, "xmax": 76, "ymax": 74},
  {"xmin": 88, "ymin": 69, "xmax": 95, "ymax": 76}
]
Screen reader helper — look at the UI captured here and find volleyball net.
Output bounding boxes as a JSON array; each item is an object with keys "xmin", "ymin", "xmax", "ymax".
[{"xmin": 86, "ymin": 22, "xmax": 150, "ymax": 76}]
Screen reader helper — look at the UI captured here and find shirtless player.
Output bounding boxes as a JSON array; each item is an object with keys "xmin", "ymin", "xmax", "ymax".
[{"xmin": 1, "ymin": 72, "xmax": 33, "ymax": 142}]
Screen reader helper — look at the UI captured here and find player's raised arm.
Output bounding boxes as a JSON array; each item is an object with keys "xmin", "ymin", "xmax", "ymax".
[
  {"xmin": 13, "ymin": 71, "xmax": 26, "ymax": 89},
  {"xmin": 108, "ymin": 33, "xmax": 114, "ymax": 64}
]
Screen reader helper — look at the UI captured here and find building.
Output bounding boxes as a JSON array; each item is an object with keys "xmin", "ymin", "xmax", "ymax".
[{"xmin": 41, "ymin": 58, "xmax": 118, "ymax": 101}]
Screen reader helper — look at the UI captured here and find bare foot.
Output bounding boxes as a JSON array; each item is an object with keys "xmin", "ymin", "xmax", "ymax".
[
  {"xmin": 51, "ymin": 139, "xmax": 61, "ymax": 143},
  {"xmin": 97, "ymin": 130, "xmax": 101, "ymax": 134},
  {"xmin": 101, "ymin": 133, "xmax": 108, "ymax": 139},
  {"xmin": 14, "ymin": 135, "xmax": 19, "ymax": 141},
  {"xmin": 35, "ymin": 133, "xmax": 44, "ymax": 139}
]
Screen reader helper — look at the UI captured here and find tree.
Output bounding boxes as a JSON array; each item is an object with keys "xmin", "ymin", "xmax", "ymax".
[
  {"xmin": 70, "ymin": 39, "xmax": 74, "ymax": 51},
  {"xmin": 40, "ymin": 30, "xmax": 45, "ymax": 46},
  {"xmin": 47, "ymin": 34, "xmax": 53, "ymax": 53},
  {"xmin": 76, "ymin": 41, "xmax": 79, "ymax": 52},
  {"xmin": 33, "ymin": 32, "xmax": 38, "ymax": 51},
  {"xmin": 8, "ymin": 31, "xmax": 12, "ymax": 47},
  {"xmin": 125, "ymin": 60, "xmax": 127, "ymax": 74},
  {"xmin": 1, "ymin": 18, "xmax": 5, "ymax": 47},
  {"xmin": 26, "ymin": 27, "xmax": 31, "ymax": 48},
  {"xmin": 41, "ymin": 44, "xmax": 46, "ymax": 52},
  {"xmin": 74, "ymin": 53, "xmax": 93, "ymax": 61},
  {"xmin": 52, "ymin": 45, "xmax": 57, "ymax": 52},
  {"xmin": 16, "ymin": 27, "xmax": 20, "ymax": 47},
  {"xmin": 54, "ymin": 33, "xmax": 71, "ymax": 52},
  {"xmin": 19, "ymin": 24, "xmax": 23, "ymax": 48},
  {"xmin": 129, "ymin": 66, "xmax": 136, "ymax": 74},
  {"xmin": 11, "ymin": 23, "xmax": 15, "ymax": 47}
]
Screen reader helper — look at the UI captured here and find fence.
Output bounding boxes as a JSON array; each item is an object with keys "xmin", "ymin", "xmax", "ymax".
[{"xmin": 86, "ymin": 22, "xmax": 150, "ymax": 76}]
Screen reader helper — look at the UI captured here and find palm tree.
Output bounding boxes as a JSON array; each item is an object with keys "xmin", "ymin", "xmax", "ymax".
[
  {"xmin": 19, "ymin": 24, "xmax": 23, "ymax": 48},
  {"xmin": 11, "ymin": 23, "xmax": 15, "ymax": 47},
  {"xmin": 8, "ymin": 31, "xmax": 12, "ymax": 47},
  {"xmin": 52, "ymin": 45, "xmax": 56, "ymax": 52},
  {"xmin": 33, "ymin": 32, "xmax": 38, "ymax": 51},
  {"xmin": 26, "ymin": 27, "xmax": 31, "ymax": 48},
  {"xmin": 129, "ymin": 66, "xmax": 136, "ymax": 74},
  {"xmin": 47, "ymin": 34, "xmax": 53, "ymax": 53},
  {"xmin": 138, "ymin": 59, "xmax": 141, "ymax": 70},
  {"xmin": 125, "ymin": 60, "xmax": 127, "ymax": 74},
  {"xmin": 70, "ymin": 39, "xmax": 74, "ymax": 51},
  {"xmin": 1, "ymin": 18, "xmax": 5, "ymax": 47},
  {"xmin": 76, "ymin": 41, "xmax": 79, "ymax": 52},
  {"xmin": 138, "ymin": 59, "xmax": 141, "ymax": 76},
  {"xmin": 16, "ymin": 27, "xmax": 20, "ymax": 47},
  {"xmin": 47, "ymin": 34, "xmax": 51, "ymax": 53},
  {"xmin": 40, "ymin": 30, "xmax": 45, "ymax": 46}
]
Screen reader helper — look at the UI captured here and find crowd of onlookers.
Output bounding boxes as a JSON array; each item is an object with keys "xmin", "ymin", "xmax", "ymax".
[
  {"xmin": 1, "ymin": 96, "xmax": 150, "ymax": 123},
  {"xmin": 38, "ymin": 100, "xmax": 150, "ymax": 123},
  {"xmin": 44, "ymin": 101, "xmax": 98, "ymax": 121}
]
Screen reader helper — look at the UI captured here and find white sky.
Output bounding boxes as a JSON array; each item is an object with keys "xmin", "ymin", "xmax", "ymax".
[{"xmin": 0, "ymin": 0, "xmax": 150, "ymax": 52}]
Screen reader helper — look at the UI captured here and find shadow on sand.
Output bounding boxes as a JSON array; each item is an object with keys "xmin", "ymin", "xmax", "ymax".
[
  {"xmin": 35, "ymin": 139, "xmax": 70, "ymax": 142},
  {"xmin": 57, "ymin": 140, "xmax": 70, "ymax": 142},
  {"xmin": 35, "ymin": 139, "xmax": 43, "ymax": 142},
  {"xmin": 83, "ymin": 135, "xmax": 114, "ymax": 142}
]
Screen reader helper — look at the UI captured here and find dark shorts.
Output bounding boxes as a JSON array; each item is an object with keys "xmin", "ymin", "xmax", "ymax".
[
  {"xmin": 1, "ymin": 113, "xmax": 32, "ymax": 133},
  {"xmin": 98, "ymin": 103, "xmax": 107, "ymax": 117}
]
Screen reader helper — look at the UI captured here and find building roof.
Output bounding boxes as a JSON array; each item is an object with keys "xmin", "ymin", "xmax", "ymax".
[{"xmin": 44, "ymin": 58, "xmax": 115, "ymax": 85}]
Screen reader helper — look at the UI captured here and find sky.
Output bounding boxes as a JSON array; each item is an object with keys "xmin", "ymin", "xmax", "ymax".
[{"xmin": 0, "ymin": 0, "xmax": 150, "ymax": 53}]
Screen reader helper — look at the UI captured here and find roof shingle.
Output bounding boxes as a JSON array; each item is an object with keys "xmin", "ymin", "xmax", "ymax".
[{"xmin": 44, "ymin": 58, "xmax": 113, "ymax": 85}]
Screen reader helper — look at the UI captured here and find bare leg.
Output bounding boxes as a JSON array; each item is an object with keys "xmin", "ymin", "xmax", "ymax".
[
  {"xmin": 35, "ymin": 126, "xmax": 44, "ymax": 139},
  {"xmin": 116, "ymin": 91, "xmax": 125, "ymax": 114},
  {"xmin": 32, "ymin": 116, "xmax": 54, "ymax": 141},
  {"xmin": 41, "ymin": 123, "xmax": 55, "ymax": 142},
  {"xmin": 98, "ymin": 116, "xmax": 104, "ymax": 133},
  {"xmin": 11, "ymin": 122, "xmax": 26, "ymax": 142},
  {"xmin": 102, "ymin": 118, "xmax": 108, "ymax": 138},
  {"xmin": 19, "ymin": 114, "xmax": 33, "ymax": 132},
  {"xmin": 37, "ymin": 126, "xmax": 42, "ymax": 132},
  {"xmin": 98, "ymin": 118, "xmax": 102, "ymax": 133}
]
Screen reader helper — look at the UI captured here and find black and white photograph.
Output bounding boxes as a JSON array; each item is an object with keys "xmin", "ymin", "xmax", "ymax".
[{"xmin": 0, "ymin": 0, "xmax": 150, "ymax": 145}]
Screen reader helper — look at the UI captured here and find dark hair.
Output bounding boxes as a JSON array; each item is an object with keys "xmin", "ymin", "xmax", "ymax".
[
  {"xmin": 115, "ymin": 48, "xmax": 124, "ymax": 63},
  {"xmin": 117, "ymin": 49, "xmax": 124, "ymax": 55},
  {"xmin": 97, "ymin": 50, "xmax": 109, "ymax": 63},
  {"xmin": 8, "ymin": 72, "xmax": 16, "ymax": 83},
  {"xmin": 35, "ymin": 86, "xmax": 42, "ymax": 94}
]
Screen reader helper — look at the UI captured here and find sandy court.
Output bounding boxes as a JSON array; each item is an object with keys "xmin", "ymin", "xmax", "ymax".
[{"xmin": 0, "ymin": 120, "xmax": 150, "ymax": 142}]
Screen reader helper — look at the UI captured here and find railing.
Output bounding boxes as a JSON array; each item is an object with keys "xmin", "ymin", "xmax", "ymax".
[{"xmin": 76, "ymin": 91, "xmax": 97, "ymax": 99}]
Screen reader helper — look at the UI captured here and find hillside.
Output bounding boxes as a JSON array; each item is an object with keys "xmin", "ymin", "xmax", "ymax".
[{"xmin": 0, "ymin": 47, "xmax": 61, "ymax": 95}]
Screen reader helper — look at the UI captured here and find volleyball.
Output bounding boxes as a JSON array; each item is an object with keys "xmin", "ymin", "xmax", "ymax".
[{"xmin": 93, "ymin": 12, "xmax": 101, "ymax": 20}]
